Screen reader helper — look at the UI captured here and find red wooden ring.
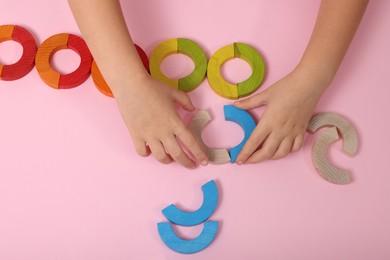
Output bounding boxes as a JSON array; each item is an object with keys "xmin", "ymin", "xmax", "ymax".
[
  {"xmin": 35, "ymin": 33, "xmax": 92, "ymax": 89},
  {"xmin": 91, "ymin": 44, "xmax": 149, "ymax": 98},
  {"xmin": 0, "ymin": 25, "xmax": 37, "ymax": 81}
]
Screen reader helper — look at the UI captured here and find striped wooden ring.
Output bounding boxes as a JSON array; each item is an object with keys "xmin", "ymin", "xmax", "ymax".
[
  {"xmin": 91, "ymin": 44, "xmax": 149, "ymax": 98},
  {"xmin": 149, "ymin": 38, "xmax": 207, "ymax": 92},
  {"xmin": 207, "ymin": 42, "xmax": 265, "ymax": 99},
  {"xmin": 35, "ymin": 33, "xmax": 92, "ymax": 89},
  {"xmin": 0, "ymin": 25, "xmax": 37, "ymax": 81}
]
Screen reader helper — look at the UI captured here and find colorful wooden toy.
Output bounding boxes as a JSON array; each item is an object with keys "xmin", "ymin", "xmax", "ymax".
[
  {"xmin": 35, "ymin": 33, "xmax": 92, "ymax": 89},
  {"xmin": 307, "ymin": 112, "xmax": 358, "ymax": 156},
  {"xmin": 149, "ymin": 38, "xmax": 207, "ymax": 92},
  {"xmin": 307, "ymin": 112, "xmax": 359, "ymax": 184},
  {"xmin": 189, "ymin": 111, "xmax": 231, "ymax": 164},
  {"xmin": 0, "ymin": 25, "xmax": 37, "ymax": 81},
  {"xmin": 312, "ymin": 127, "xmax": 352, "ymax": 184},
  {"xmin": 207, "ymin": 42, "xmax": 265, "ymax": 100},
  {"xmin": 224, "ymin": 105, "xmax": 257, "ymax": 163},
  {"xmin": 157, "ymin": 221, "xmax": 218, "ymax": 254},
  {"xmin": 91, "ymin": 44, "xmax": 149, "ymax": 97},
  {"xmin": 162, "ymin": 180, "xmax": 218, "ymax": 226}
]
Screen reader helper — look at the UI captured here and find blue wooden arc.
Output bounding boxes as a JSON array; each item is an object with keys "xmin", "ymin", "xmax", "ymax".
[
  {"xmin": 162, "ymin": 180, "xmax": 218, "ymax": 226},
  {"xmin": 224, "ymin": 105, "xmax": 257, "ymax": 163},
  {"xmin": 157, "ymin": 221, "xmax": 219, "ymax": 254}
]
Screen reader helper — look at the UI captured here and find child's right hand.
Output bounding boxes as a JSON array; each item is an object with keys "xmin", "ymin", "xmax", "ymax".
[{"xmin": 112, "ymin": 74, "xmax": 209, "ymax": 169}]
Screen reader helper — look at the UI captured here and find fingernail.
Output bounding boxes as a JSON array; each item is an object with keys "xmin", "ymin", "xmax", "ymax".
[
  {"xmin": 237, "ymin": 161, "xmax": 243, "ymax": 165},
  {"xmin": 200, "ymin": 160, "xmax": 209, "ymax": 166}
]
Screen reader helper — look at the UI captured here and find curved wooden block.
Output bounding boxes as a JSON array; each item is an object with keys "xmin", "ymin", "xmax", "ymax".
[
  {"xmin": 0, "ymin": 25, "xmax": 37, "ymax": 81},
  {"xmin": 91, "ymin": 44, "xmax": 149, "ymax": 98},
  {"xmin": 36, "ymin": 33, "xmax": 92, "ymax": 89},
  {"xmin": 162, "ymin": 180, "xmax": 218, "ymax": 226},
  {"xmin": 224, "ymin": 105, "xmax": 256, "ymax": 163},
  {"xmin": 308, "ymin": 112, "xmax": 358, "ymax": 156},
  {"xmin": 188, "ymin": 111, "xmax": 231, "ymax": 164},
  {"xmin": 149, "ymin": 38, "xmax": 207, "ymax": 92},
  {"xmin": 207, "ymin": 42, "xmax": 265, "ymax": 100},
  {"xmin": 59, "ymin": 34, "xmax": 92, "ymax": 89},
  {"xmin": 312, "ymin": 127, "xmax": 352, "ymax": 185},
  {"xmin": 157, "ymin": 221, "xmax": 218, "ymax": 254},
  {"xmin": 177, "ymin": 38, "xmax": 207, "ymax": 92}
]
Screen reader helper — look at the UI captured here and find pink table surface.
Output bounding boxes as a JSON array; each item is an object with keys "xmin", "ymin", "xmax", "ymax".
[{"xmin": 1, "ymin": 1, "xmax": 389, "ymax": 259}]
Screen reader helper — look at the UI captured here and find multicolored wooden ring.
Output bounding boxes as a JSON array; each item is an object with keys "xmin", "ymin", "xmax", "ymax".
[
  {"xmin": 35, "ymin": 33, "xmax": 92, "ymax": 89},
  {"xmin": 91, "ymin": 44, "xmax": 149, "ymax": 98},
  {"xmin": 149, "ymin": 38, "xmax": 207, "ymax": 92},
  {"xmin": 0, "ymin": 25, "xmax": 37, "ymax": 81},
  {"xmin": 207, "ymin": 42, "xmax": 265, "ymax": 99}
]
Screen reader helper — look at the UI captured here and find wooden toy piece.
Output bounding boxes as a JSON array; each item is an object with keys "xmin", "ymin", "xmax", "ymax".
[
  {"xmin": 58, "ymin": 34, "xmax": 92, "ymax": 89},
  {"xmin": 235, "ymin": 42, "xmax": 265, "ymax": 97},
  {"xmin": 91, "ymin": 44, "xmax": 149, "ymax": 98},
  {"xmin": 188, "ymin": 111, "xmax": 231, "ymax": 164},
  {"xmin": 207, "ymin": 42, "xmax": 265, "ymax": 100},
  {"xmin": 224, "ymin": 105, "xmax": 257, "ymax": 163},
  {"xmin": 35, "ymin": 33, "xmax": 92, "ymax": 89},
  {"xmin": 149, "ymin": 38, "xmax": 179, "ymax": 88},
  {"xmin": 157, "ymin": 221, "xmax": 219, "ymax": 254},
  {"xmin": 177, "ymin": 38, "xmax": 207, "ymax": 92},
  {"xmin": 307, "ymin": 112, "xmax": 358, "ymax": 156},
  {"xmin": 0, "ymin": 25, "xmax": 37, "ymax": 81},
  {"xmin": 149, "ymin": 38, "xmax": 207, "ymax": 92},
  {"xmin": 312, "ymin": 127, "xmax": 352, "ymax": 184},
  {"xmin": 162, "ymin": 180, "xmax": 218, "ymax": 227}
]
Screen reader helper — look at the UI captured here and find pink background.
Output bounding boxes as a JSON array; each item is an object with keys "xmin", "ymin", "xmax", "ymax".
[{"xmin": 1, "ymin": 1, "xmax": 389, "ymax": 259}]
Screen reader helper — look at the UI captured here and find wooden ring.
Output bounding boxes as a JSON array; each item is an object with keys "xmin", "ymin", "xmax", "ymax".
[
  {"xmin": 0, "ymin": 25, "xmax": 37, "ymax": 81},
  {"xmin": 35, "ymin": 33, "xmax": 92, "ymax": 89},
  {"xmin": 207, "ymin": 42, "xmax": 265, "ymax": 99},
  {"xmin": 149, "ymin": 38, "xmax": 207, "ymax": 92},
  {"xmin": 91, "ymin": 44, "xmax": 149, "ymax": 98}
]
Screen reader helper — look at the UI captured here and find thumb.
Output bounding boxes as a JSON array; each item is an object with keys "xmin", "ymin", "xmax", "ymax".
[
  {"xmin": 172, "ymin": 90, "xmax": 195, "ymax": 111},
  {"xmin": 233, "ymin": 90, "xmax": 268, "ymax": 110}
]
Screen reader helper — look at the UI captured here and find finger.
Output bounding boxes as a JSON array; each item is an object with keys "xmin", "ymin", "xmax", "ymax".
[
  {"xmin": 133, "ymin": 138, "xmax": 151, "ymax": 157},
  {"xmin": 162, "ymin": 136, "xmax": 196, "ymax": 169},
  {"xmin": 271, "ymin": 137, "xmax": 294, "ymax": 160},
  {"xmin": 172, "ymin": 90, "xmax": 194, "ymax": 111},
  {"xmin": 245, "ymin": 133, "xmax": 281, "ymax": 164},
  {"xmin": 148, "ymin": 140, "xmax": 173, "ymax": 164},
  {"xmin": 233, "ymin": 90, "xmax": 268, "ymax": 110},
  {"xmin": 174, "ymin": 126, "xmax": 209, "ymax": 166},
  {"xmin": 291, "ymin": 135, "xmax": 304, "ymax": 153},
  {"xmin": 236, "ymin": 126, "xmax": 271, "ymax": 164}
]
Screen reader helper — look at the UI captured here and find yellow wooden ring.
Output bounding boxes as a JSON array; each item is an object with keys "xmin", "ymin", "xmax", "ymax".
[
  {"xmin": 149, "ymin": 38, "xmax": 207, "ymax": 92},
  {"xmin": 207, "ymin": 42, "xmax": 265, "ymax": 99}
]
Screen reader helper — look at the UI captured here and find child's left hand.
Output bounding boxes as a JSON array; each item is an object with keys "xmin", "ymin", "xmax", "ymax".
[{"xmin": 233, "ymin": 69, "xmax": 326, "ymax": 164}]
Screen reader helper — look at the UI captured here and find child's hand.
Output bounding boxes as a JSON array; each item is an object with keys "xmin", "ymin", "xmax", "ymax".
[
  {"xmin": 234, "ymin": 70, "xmax": 325, "ymax": 164},
  {"xmin": 113, "ymin": 75, "xmax": 209, "ymax": 169}
]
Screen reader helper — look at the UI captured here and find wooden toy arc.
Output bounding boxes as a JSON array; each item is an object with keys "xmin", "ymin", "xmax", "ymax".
[
  {"xmin": 224, "ymin": 105, "xmax": 257, "ymax": 163},
  {"xmin": 0, "ymin": 25, "xmax": 37, "ymax": 81},
  {"xmin": 307, "ymin": 112, "xmax": 359, "ymax": 184},
  {"xmin": 157, "ymin": 221, "xmax": 219, "ymax": 255},
  {"xmin": 162, "ymin": 180, "xmax": 219, "ymax": 226}
]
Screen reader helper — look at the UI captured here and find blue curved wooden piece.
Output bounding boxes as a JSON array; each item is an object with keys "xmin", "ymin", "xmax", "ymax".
[
  {"xmin": 162, "ymin": 180, "xmax": 218, "ymax": 226},
  {"xmin": 224, "ymin": 105, "xmax": 256, "ymax": 163},
  {"xmin": 157, "ymin": 221, "xmax": 219, "ymax": 254}
]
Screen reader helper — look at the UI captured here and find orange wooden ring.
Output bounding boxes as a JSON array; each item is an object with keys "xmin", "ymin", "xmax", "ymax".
[
  {"xmin": 91, "ymin": 44, "xmax": 149, "ymax": 97},
  {"xmin": 35, "ymin": 33, "xmax": 92, "ymax": 89},
  {"xmin": 0, "ymin": 25, "xmax": 37, "ymax": 81}
]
